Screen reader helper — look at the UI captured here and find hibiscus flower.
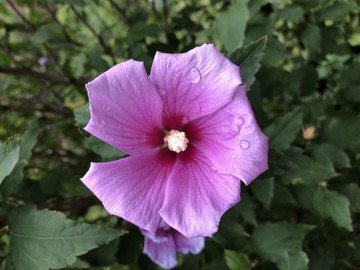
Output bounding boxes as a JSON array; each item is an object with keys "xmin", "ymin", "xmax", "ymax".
[
  {"xmin": 81, "ymin": 44, "xmax": 268, "ymax": 238},
  {"xmin": 141, "ymin": 222, "xmax": 204, "ymax": 269}
]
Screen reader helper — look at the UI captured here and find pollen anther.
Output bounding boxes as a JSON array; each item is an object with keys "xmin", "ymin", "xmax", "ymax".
[{"xmin": 163, "ymin": 130, "xmax": 189, "ymax": 153}]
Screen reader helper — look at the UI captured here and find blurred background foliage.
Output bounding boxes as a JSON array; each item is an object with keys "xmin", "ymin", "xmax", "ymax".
[{"xmin": 0, "ymin": 0, "xmax": 360, "ymax": 269}]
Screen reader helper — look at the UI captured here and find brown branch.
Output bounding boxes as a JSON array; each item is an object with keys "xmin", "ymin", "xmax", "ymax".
[
  {"xmin": 108, "ymin": 0, "xmax": 126, "ymax": 17},
  {"xmin": 6, "ymin": 0, "xmax": 35, "ymax": 30},
  {"xmin": 0, "ymin": 66, "xmax": 84, "ymax": 86},
  {"xmin": 43, "ymin": 4, "xmax": 83, "ymax": 47},
  {"xmin": 70, "ymin": 5, "xmax": 116, "ymax": 65},
  {"xmin": 5, "ymin": 1, "xmax": 83, "ymax": 85}
]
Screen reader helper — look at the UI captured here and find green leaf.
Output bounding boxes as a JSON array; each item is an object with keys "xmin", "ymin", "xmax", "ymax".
[
  {"xmin": 249, "ymin": 177, "xmax": 274, "ymax": 209},
  {"xmin": 224, "ymin": 250, "xmax": 251, "ymax": 270},
  {"xmin": 277, "ymin": 5, "xmax": 304, "ymax": 23},
  {"xmin": 312, "ymin": 143, "xmax": 350, "ymax": 169},
  {"xmin": 301, "ymin": 24, "xmax": 321, "ymax": 52},
  {"xmin": 313, "ymin": 189, "xmax": 352, "ymax": 231},
  {"xmin": 281, "ymin": 155, "xmax": 336, "ymax": 185},
  {"xmin": 30, "ymin": 22, "xmax": 62, "ymax": 45},
  {"xmin": 238, "ymin": 192, "xmax": 257, "ymax": 225},
  {"xmin": 264, "ymin": 108, "xmax": 303, "ymax": 151},
  {"xmin": 308, "ymin": 244, "xmax": 335, "ymax": 270},
  {"xmin": 320, "ymin": 117, "xmax": 360, "ymax": 151},
  {"xmin": 74, "ymin": 103, "xmax": 90, "ymax": 128},
  {"xmin": 213, "ymin": 0, "xmax": 250, "ymax": 51},
  {"xmin": 213, "ymin": 222, "xmax": 249, "ymax": 250},
  {"xmin": 278, "ymin": 251, "xmax": 309, "ymax": 270},
  {"xmin": 227, "ymin": 36, "xmax": 267, "ymax": 89},
  {"xmin": 85, "ymin": 136, "xmax": 126, "ymax": 160},
  {"xmin": 251, "ymin": 222, "xmax": 313, "ymax": 265},
  {"xmin": 338, "ymin": 183, "xmax": 360, "ymax": 213},
  {"xmin": 84, "ymin": 239, "xmax": 120, "ymax": 266},
  {"xmin": 0, "ymin": 138, "xmax": 20, "ymax": 185},
  {"xmin": 6, "ymin": 205, "xmax": 122, "ymax": 270},
  {"xmin": 0, "ymin": 121, "xmax": 39, "ymax": 199},
  {"xmin": 317, "ymin": 2, "xmax": 358, "ymax": 22}
]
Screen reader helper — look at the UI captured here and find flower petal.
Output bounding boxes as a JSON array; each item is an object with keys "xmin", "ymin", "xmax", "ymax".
[
  {"xmin": 85, "ymin": 60, "xmax": 163, "ymax": 155},
  {"xmin": 149, "ymin": 44, "xmax": 241, "ymax": 128},
  {"xmin": 81, "ymin": 152, "xmax": 175, "ymax": 233},
  {"xmin": 188, "ymin": 86, "xmax": 268, "ymax": 185},
  {"xmin": 159, "ymin": 148, "xmax": 241, "ymax": 238},
  {"xmin": 143, "ymin": 230, "xmax": 177, "ymax": 269},
  {"xmin": 173, "ymin": 230, "xmax": 205, "ymax": 255}
]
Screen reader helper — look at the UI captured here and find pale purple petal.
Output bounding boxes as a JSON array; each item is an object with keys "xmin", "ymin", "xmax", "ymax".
[
  {"xmin": 149, "ymin": 44, "xmax": 241, "ymax": 128},
  {"xmin": 188, "ymin": 86, "xmax": 268, "ymax": 185},
  {"xmin": 81, "ymin": 152, "xmax": 175, "ymax": 233},
  {"xmin": 143, "ymin": 230, "xmax": 177, "ymax": 269},
  {"xmin": 173, "ymin": 230, "xmax": 205, "ymax": 254},
  {"xmin": 85, "ymin": 60, "xmax": 163, "ymax": 155},
  {"xmin": 159, "ymin": 148, "xmax": 241, "ymax": 238}
]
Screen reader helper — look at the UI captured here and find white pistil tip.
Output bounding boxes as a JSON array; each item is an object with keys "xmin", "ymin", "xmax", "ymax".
[{"xmin": 164, "ymin": 130, "xmax": 189, "ymax": 153}]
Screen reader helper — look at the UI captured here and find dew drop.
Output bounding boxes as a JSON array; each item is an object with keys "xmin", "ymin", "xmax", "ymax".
[
  {"xmin": 188, "ymin": 67, "xmax": 201, "ymax": 84},
  {"xmin": 167, "ymin": 56, "xmax": 176, "ymax": 68},
  {"xmin": 158, "ymin": 88, "xmax": 167, "ymax": 95},
  {"xmin": 98, "ymin": 119, "xmax": 105, "ymax": 127},
  {"xmin": 181, "ymin": 116, "xmax": 189, "ymax": 125},
  {"xmin": 240, "ymin": 140, "xmax": 250, "ymax": 150},
  {"xmin": 194, "ymin": 102, "xmax": 202, "ymax": 114},
  {"xmin": 232, "ymin": 116, "xmax": 244, "ymax": 133}
]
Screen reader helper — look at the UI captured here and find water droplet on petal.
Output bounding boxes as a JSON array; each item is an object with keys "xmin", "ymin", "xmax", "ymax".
[
  {"xmin": 194, "ymin": 102, "xmax": 202, "ymax": 114},
  {"xmin": 98, "ymin": 119, "xmax": 105, "ymax": 127},
  {"xmin": 240, "ymin": 140, "xmax": 250, "ymax": 150},
  {"xmin": 158, "ymin": 88, "xmax": 167, "ymax": 95},
  {"xmin": 167, "ymin": 56, "xmax": 176, "ymax": 68},
  {"xmin": 181, "ymin": 116, "xmax": 189, "ymax": 125},
  {"xmin": 232, "ymin": 116, "xmax": 244, "ymax": 134},
  {"xmin": 188, "ymin": 67, "xmax": 201, "ymax": 84}
]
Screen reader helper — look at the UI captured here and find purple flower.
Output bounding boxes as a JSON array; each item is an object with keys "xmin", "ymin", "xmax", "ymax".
[
  {"xmin": 141, "ymin": 223, "xmax": 204, "ymax": 269},
  {"xmin": 81, "ymin": 44, "xmax": 268, "ymax": 238}
]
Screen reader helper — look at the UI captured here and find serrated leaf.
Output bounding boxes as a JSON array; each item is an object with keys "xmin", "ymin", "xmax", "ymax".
[
  {"xmin": 249, "ymin": 177, "xmax": 274, "ymax": 209},
  {"xmin": 312, "ymin": 143, "xmax": 350, "ymax": 169},
  {"xmin": 264, "ymin": 108, "xmax": 303, "ymax": 151},
  {"xmin": 278, "ymin": 251, "xmax": 308, "ymax": 270},
  {"xmin": 6, "ymin": 205, "xmax": 122, "ymax": 270},
  {"xmin": 338, "ymin": 183, "xmax": 360, "ymax": 213},
  {"xmin": 281, "ymin": 155, "xmax": 336, "ymax": 185},
  {"xmin": 85, "ymin": 239, "xmax": 120, "ymax": 266},
  {"xmin": 227, "ymin": 36, "xmax": 267, "ymax": 89},
  {"xmin": 224, "ymin": 250, "xmax": 251, "ymax": 270},
  {"xmin": 213, "ymin": 222, "xmax": 249, "ymax": 250},
  {"xmin": 313, "ymin": 189, "xmax": 352, "ymax": 231},
  {"xmin": 0, "ymin": 138, "xmax": 20, "ymax": 185},
  {"xmin": 251, "ymin": 222, "xmax": 313, "ymax": 265},
  {"xmin": 0, "ymin": 122, "xmax": 39, "ymax": 199},
  {"xmin": 213, "ymin": 0, "xmax": 249, "ymax": 51},
  {"xmin": 273, "ymin": 184, "xmax": 296, "ymax": 206}
]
